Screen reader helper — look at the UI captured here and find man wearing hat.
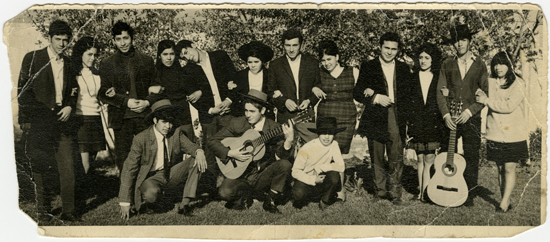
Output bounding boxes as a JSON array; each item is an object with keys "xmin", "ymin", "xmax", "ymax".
[
  {"xmin": 291, "ymin": 117, "xmax": 346, "ymax": 210},
  {"xmin": 118, "ymin": 99, "xmax": 207, "ymax": 219},
  {"xmin": 207, "ymin": 90, "xmax": 295, "ymax": 214},
  {"xmin": 230, "ymin": 41, "xmax": 274, "ymax": 119},
  {"xmin": 436, "ymin": 23, "xmax": 488, "ymax": 207}
]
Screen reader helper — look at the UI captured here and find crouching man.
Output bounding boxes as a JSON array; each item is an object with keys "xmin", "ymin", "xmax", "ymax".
[
  {"xmin": 118, "ymin": 99, "xmax": 207, "ymax": 219},
  {"xmin": 292, "ymin": 117, "xmax": 345, "ymax": 210}
]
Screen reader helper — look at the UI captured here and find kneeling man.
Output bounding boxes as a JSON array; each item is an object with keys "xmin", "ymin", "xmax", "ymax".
[
  {"xmin": 292, "ymin": 117, "xmax": 345, "ymax": 210},
  {"xmin": 119, "ymin": 99, "xmax": 207, "ymax": 219},
  {"xmin": 208, "ymin": 90, "xmax": 295, "ymax": 213}
]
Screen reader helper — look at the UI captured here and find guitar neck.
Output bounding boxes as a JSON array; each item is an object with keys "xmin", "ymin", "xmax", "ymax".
[
  {"xmin": 252, "ymin": 126, "xmax": 284, "ymax": 147},
  {"xmin": 446, "ymin": 125, "xmax": 457, "ymax": 166}
]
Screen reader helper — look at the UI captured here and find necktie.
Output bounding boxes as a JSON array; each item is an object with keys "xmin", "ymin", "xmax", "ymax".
[{"xmin": 163, "ymin": 136, "xmax": 169, "ymax": 179}]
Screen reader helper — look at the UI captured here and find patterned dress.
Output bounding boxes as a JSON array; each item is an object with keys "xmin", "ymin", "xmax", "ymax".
[{"xmin": 317, "ymin": 66, "xmax": 357, "ymax": 154}]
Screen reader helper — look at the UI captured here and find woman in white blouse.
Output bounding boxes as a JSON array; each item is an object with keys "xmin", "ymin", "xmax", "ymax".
[
  {"xmin": 476, "ymin": 51, "xmax": 528, "ymax": 212},
  {"xmin": 406, "ymin": 43, "xmax": 445, "ymax": 202},
  {"xmin": 229, "ymin": 41, "xmax": 274, "ymax": 119},
  {"xmin": 71, "ymin": 36, "xmax": 105, "ymax": 174}
]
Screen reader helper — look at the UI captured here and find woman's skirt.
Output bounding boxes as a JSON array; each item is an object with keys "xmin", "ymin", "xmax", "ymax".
[
  {"xmin": 76, "ymin": 115, "xmax": 106, "ymax": 153},
  {"xmin": 486, "ymin": 140, "xmax": 528, "ymax": 164}
]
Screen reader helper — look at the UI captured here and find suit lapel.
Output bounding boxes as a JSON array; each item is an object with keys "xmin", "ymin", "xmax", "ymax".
[
  {"xmin": 147, "ymin": 127, "xmax": 158, "ymax": 168},
  {"xmin": 282, "ymin": 58, "xmax": 297, "ymax": 96}
]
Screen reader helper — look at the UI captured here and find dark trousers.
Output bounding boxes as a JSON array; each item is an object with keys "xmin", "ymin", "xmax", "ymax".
[
  {"xmin": 218, "ymin": 159, "xmax": 292, "ymax": 203},
  {"xmin": 292, "ymin": 171, "xmax": 341, "ymax": 206},
  {"xmin": 139, "ymin": 157, "xmax": 201, "ymax": 206},
  {"xmin": 368, "ymin": 106, "xmax": 403, "ymax": 199},
  {"xmin": 114, "ymin": 118, "xmax": 148, "ymax": 172},
  {"xmin": 27, "ymin": 122, "xmax": 75, "ymax": 214},
  {"xmin": 454, "ymin": 116, "xmax": 482, "ymax": 199}
]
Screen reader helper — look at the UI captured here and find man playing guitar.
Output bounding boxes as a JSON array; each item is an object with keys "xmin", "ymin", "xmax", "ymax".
[{"xmin": 207, "ymin": 90, "xmax": 295, "ymax": 213}]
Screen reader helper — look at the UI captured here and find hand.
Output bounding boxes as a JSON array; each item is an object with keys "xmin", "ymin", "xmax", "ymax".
[
  {"xmin": 209, "ymin": 104, "xmax": 223, "ymax": 115},
  {"xmin": 148, "ymin": 85, "xmax": 164, "ymax": 94},
  {"xmin": 127, "ymin": 98, "xmax": 139, "ymax": 109},
  {"xmin": 193, "ymin": 149, "xmax": 207, "ymax": 173},
  {"xmin": 130, "ymin": 100, "xmax": 150, "ymax": 113},
  {"xmin": 475, "ymin": 88, "xmax": 487, "ymax": 104},
  {"xmin": 364, "ymin": 88, "xmax": 374, "ymax": 97},
  {"xmin": 444, "ymin": 114, "xmax": 456, "ymax": 131},
  {"xmin": 312, "ymin": 87, "xmax": 326, "ymax": 99},
  {"xmin": 221, "ymin": 99, "xmax": 232, "ymax": 109},
  {"xmin": 57, "ymin": 106, "xmax": 72, "ymax": 122},
  {"xmin": 187, "ymin": 90, "xmax": 202, "ymax": 103},
  {"xmin": 315, "ymin": 174, "xmax": 326, "ymax": 184},
  {"xmin": 455, "ymin": 111, "xmax": 471, "ymax": 124},
  {"xmin": 285, "ymin": 99, "xmax": 298, "ymax": 112},
  {"xmin": 273, "ymin": 90, "xmax": 283, "ymax": 98},
  {"xmin": 120, "ymin": 205, "xmax": 130, "ymax": 220},
  {"xmin": 376, "ymin": 95, "xmax": 393, "ymax": 107},
  {"xmin": 227, "ymin": 148, "xmax": 252, "ymax": 162},
  {"xmin": 105, "ymin": 87, "xmax": 116, "ymax": 97},
  {"xmin": 283, "ymin": 119, "xmax": 295, "ymax": 142},
  {"xmin": 220, "ymin": 107, "xmax": 231, "ymax": 115},
  {"xmin": 20, "ymin": 123, "xmax": 31, "ymax": 131},
  {"xmin": 298, "ymin": 100, "xmax": 311, "ymax": 110}
]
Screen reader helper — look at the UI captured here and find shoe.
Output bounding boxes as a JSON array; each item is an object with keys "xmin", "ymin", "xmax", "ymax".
[
  {"xmin": 177, "ymin": 205, "xmax": 193, "ymax": 216},
  {"xmin": 464, "ymin": 199, "xmax": 474, "ymax": 207},
  {"xmin": 38, "ymin": 212, "xmax": 53, "ymax": 223},
  {"xmin": 262, "ymin": 197, "xmax": 281, "ymax": 214},
  {"xmin": 496, "ymin": 204, "xmax": 512, "ymax": 213},
  {"xmin": 392, "ymin": 198, "xmax": 404, "ymax": 206},
  {"xmin": 319, "ymin": 200, "xmax": 329, "ymax": 211},
  {"xmin": 244, "ymin": 197, "xmax": 253, "ymax": 209},
  {"xmin": 60, "ymin": 212, "xmax": 78, "ymax": 222},
  {"xmin": 410, "ymin": 195, "xmax": 420, "ymax": 201}
]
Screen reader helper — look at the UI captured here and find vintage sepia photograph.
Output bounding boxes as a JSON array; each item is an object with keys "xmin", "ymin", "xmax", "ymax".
[{"xmin": 2, "ymin": 1, "xmax": 547, "ymax": 239}]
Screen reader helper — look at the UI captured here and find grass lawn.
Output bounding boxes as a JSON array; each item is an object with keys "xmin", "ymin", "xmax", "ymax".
[{"xmin": 17, "ymin": 154, "xmax": 542, "ymax": 227}]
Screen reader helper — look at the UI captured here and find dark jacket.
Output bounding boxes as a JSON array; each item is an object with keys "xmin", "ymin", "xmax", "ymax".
[
  {"xmin": 97, "ymin": 48, "xmax": 155, "ymax": 130},
  {"xmin": 17, "ymin": 47, "xmax": 78, "ymax": 128},
  {"xmin": 230, "ymin": 68, "xmax": 273, "ymax": 118},
  {"xmin": 353, "ymin": 58, "xmax": 411, "ymax": 143},
  {"xmin": 207, "ymin": 116, "xmax": 292, "ymax": 178},
  {"xmin": 118, "ymin": 125, "xmax": 200, "ymax": 211},
  {"xmin": 407, "ymin": 71, "xmax": 445, "ymax": 144},
  {"xmin": 267, "ymin": 53, "xmax": 320, "ymax": 123}
]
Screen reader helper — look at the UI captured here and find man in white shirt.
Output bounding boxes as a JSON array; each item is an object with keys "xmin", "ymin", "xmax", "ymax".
[
  {"xmin": 353, "ymin": 32, "xmax": 412, "ymax": 206},
  {"xmin": 118, "ymin": 100, "xmax": 207, "ymax": 219},
  {"xmin": 17, "ymin": 20, "xmax": 79, "ymax": 222}
]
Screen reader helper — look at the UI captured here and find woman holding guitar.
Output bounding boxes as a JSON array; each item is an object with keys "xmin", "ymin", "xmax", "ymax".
[
  {"xmin": 476, "ymin": 51, "xmax": 528, "ymax": 212},
  {"xmin": 406, "ymin": 43, "xmax": 445, "ymax": 203}
]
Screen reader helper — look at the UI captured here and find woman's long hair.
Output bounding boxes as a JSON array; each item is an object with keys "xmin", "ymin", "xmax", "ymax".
[
  {"xmin": 490, "ymin": 51, "xmax": 516, "ymax": 89},
  {"xmin": 71, "ymin": 36, "xmax": 100, "ymax": 76},
  {"xmin": 156, "ymin": 39, "xmax": 178, "ymax": 69},
  {"xmin": 414, "ymin": 42, "xmax": 441, "ymax": 74}
]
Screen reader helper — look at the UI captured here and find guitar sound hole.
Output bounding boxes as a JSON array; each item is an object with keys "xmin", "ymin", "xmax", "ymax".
[{"xmin": 442, "ymin": 164, "xmax": 457, "ymax": 176}]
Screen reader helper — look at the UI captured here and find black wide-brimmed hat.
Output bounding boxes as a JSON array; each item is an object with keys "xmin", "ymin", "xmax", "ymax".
[
  {"xmin": 238, "ymin": 41, "xmax": 274, "ymax": 63},
  {"xmin": 447, "ymin": 24, "xmax": 479, "ymax": 44},
  {"xmin": 238, "ymin": 89, "xmax": 272, "ymax": 107},
  {"xmin": 145, "ymin": 99, "xmax": 183, "ymax": 123},
  {"xmin": 308, "ymin": 117, "xmax": 346, "ymax": 135}
]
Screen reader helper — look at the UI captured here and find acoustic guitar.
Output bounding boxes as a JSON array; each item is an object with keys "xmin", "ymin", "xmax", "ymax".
[
  {"xmin": 427, "ymin": 101, "xmax": 468, "ymax": 207},
  {"xmin": 216, "ymin": 110, "xmax": 314, "ymax": 179}
]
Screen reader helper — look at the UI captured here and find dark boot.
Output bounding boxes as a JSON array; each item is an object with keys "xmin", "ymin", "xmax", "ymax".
[{"xmin": 263, "ymin": 191, "xmax": 281, "ymax": 214}]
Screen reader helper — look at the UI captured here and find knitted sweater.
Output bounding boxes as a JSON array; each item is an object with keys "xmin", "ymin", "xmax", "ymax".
[{"xmin": 292, "ymin": 138, "xmax": 345, "ymax": 186}]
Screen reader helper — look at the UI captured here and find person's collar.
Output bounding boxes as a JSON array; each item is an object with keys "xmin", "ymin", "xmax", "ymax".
[
  {"xmin": 197, "ymin": 50, "xmax": 208, "ymax": 65},
  {"xmin": 153, "ymin": 125, "xmax": 165, "ymax": 141},
  {"xmin": 119, "ymin": 45, "xmax": 136, "ymax": 57},
  {"xmin": 455, "ymin": 51, "xmax": 476, "ymax": 62},
  {"xmin": 251, "ymin": 116, "xmax": 266, "ymax": 130},
  {"xmin": 379, "ymin": 56, "xmax": 395, "ymax": 66},
  {"xmin": 47, "ymin": 45, "xmax": 62, "ymax": 60},
  {"xmin": 286, "ymin": 53, "xmax": 302, "ymax": 63}
]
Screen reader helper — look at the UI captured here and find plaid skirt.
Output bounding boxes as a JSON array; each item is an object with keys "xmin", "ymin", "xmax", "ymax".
[{"xmin": 318, "ymin": 100, "xmax": 357, "ymax": 154}]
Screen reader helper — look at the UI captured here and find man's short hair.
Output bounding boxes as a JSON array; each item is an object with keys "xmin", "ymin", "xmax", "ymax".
[
  {"xmin": 281, "ymin": 28, "xmax": 303, "ymax": 45},
  {"xmin": 379, "ymin": 32, "xmax": 401, "ymax": 49},
  {"xmin": 153, "ymin": 109, "xmax": 178, "ymax": 124},
  {"xmin": 243, "ymin": 99, "xmax": 265, "ymax": 112},
  {"xmin": 48, "ymin": 20, "xmax": 72, "ymax": 39},
  {"xmin": 111, "ymin": 21, "xmax": 134, "ymax": 39},
  {"xmin": 175, "ymin": 40, "xmax": 194, "ymax": 56}
]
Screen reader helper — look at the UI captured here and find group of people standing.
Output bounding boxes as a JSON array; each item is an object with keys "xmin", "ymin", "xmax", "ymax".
[{"xmin": 18, "ymin": 18, "xmax": 528, "ymax": 223}]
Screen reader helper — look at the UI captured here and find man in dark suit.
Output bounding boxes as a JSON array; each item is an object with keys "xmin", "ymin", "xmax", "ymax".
[
  {"xmin": 437, "ymin": 24, "xmax": 488, "ymax": 207},
  {"xmin": 98, "ymin": 21, "xmax": 156, "ymax": 173},
  {"xmin": 267, "ymin": 28, "xmax": 320, "ymax": 131},
  {"xmin": 207, "ymin": 90, "xmax": 295, "ymax": 213},
  {"xmin": 17, "ymin": 20, "xmax": 78, "ymax": 222},
  {"xmin": 353, "ymin": 32, "xmax": 411, "ymax": 205},
  {"xmin": 175, "ymin": 40, "xmax": 237, "ymax": 188},
  {"xmin": 118, "ymin": 100, "xmax": 207, "ymax": 219}
]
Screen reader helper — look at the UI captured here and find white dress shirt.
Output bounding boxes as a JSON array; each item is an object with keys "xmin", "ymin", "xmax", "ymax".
[
  {"xmin": 248, "ymin": 70, "xmax": 263, "ymax": 91},
  {"xmin": 199, "ymin": 52, "xmax": 223, "ymax": 106},
  {"xmin": 287, "ymin": 54, "xmax": 302, "ymax": 99},
  {"xmin": 419, "ymin": 70, "xmax": 434, "ymax": 105},
  {"xmin": 375, "ymin": 57, "xmax": 396, "ymax": 103},
  {"xmin": 151, "ymin": 127, "xmax": 170, "ymax": 172}
]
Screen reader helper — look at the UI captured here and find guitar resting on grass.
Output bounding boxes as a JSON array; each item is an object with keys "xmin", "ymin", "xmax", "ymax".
[
  {"xmin": 427, "ymin": 101, "xmax": 469, "ymax": 207},
  {"xmin": 217, "ymin": 110, "xmax": 314, "ymax": 179}
]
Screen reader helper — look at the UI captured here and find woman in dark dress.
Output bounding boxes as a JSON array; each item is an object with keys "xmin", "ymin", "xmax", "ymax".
[
  {"xmin": 149, "ymin": 40, "xmax": 203, "ymax": 138},
  {"xmin": 406, "ymin": 43, "xmax": 445, "ymax": 202},
  {"xmin": 312, "ymin": 40, "xmax": 358, "ymax": 154},
  {"xmin": 71, "ymin": 36, "xmax": 106, "ymax": 174},
  {"xmin": 230, "ymin": 41, "xmax": 274, "ymax": 119}
]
